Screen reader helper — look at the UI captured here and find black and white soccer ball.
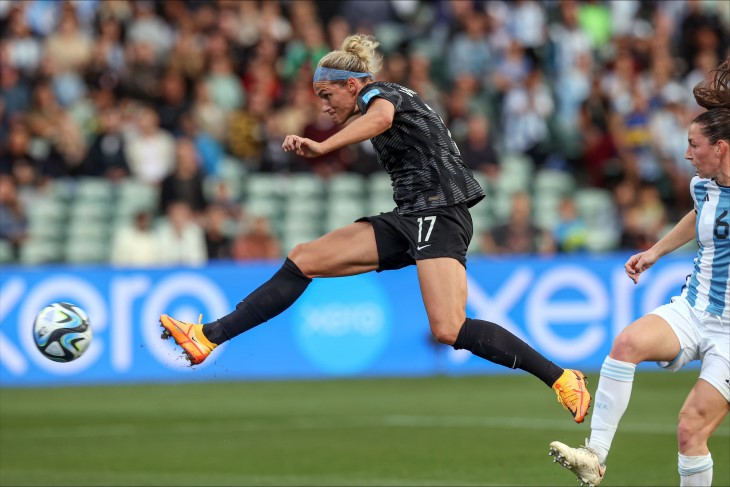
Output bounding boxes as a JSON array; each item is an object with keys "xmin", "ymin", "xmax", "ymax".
[{"xmin": 33, "ymin": 302, "xmax": 93, "ymax": 363}]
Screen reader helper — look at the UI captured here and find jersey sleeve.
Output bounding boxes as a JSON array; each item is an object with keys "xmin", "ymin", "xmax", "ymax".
[{"xmin": 357, "ymin": 83, "xmax": 402, "ymax": 115}]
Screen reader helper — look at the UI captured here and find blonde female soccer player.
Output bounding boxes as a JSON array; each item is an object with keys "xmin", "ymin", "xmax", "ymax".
[
  {"xmin": 549, "ymin": 58, "xmax": 730, "ymax": 486},
  {"xmin": 160, "ymin": 34, "xmax": 590, "ymax": 423}
]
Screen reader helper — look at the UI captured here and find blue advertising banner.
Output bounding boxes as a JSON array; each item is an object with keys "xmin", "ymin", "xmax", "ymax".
[{"xmin": 0, "ymin": 253, "xmax": 696, "ymax": 387}]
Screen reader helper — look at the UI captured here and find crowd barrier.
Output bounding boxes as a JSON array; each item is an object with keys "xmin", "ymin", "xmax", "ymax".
[{"xmin": 0, "ymin": 253, "xmax": 696, "ymax": 387}]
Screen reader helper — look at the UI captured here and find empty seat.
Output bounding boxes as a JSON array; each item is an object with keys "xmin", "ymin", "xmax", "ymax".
[
  {"xmin": 328, "ymin": 173, "xmax": 366, "ymax": 198},
  {"xmin": 534, "ymin": 169, "xmax": 576, "ymax": 197},
  {"xmin": 20, "ymin": 239, "xmax": 64, "ymax": 265}
]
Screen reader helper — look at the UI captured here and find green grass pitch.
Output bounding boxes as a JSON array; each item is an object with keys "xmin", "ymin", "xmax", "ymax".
[{"xmin": 1, "ymin": 371, "xmax": 728, "ymax": 486}]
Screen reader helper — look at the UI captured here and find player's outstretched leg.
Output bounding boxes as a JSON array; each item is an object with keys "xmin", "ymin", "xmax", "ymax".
[
  {"xmin": 552, "ymin": 369, "xmax": 591, "ymax": 423},
  {"xmin": 549, "ymin": 440, "xmax": 606, "ymax": 487},
  {"xmin": 453, "ymin": 318, "xmax": 591, "ymax": 423},
  {"xmin": 160, "ymin": 314, "xmax": 217, "ymax": 365}
]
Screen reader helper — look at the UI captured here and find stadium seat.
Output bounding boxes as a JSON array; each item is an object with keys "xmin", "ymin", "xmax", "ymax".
[
  {"xmin": 534, "ymin": 169, "xmax": 576, "ymax": 197},
  {"xmin": 49, "ymin": 177, "xmax": 76, "ymax": 201},
  {"xmin": 116, "ymin": 179, "xmax": 159, "ymax": 216},
  {"xmin": 75, "ymin": 177, "xmax": 114, "ymax": 203},
  {"xmin": 27, "ymin": 197, "xmax": 67, "ymax": 222},
  {"xmin": 66, "ymin": 220, "xmax": 111, "ymax": 242},
  {"xmin": 367, "ymin": 193, "xmax": 396, "ymax": 215},
  {"xmin": 64, "ymin": 237, "xmax": 110, "ymax": 264},
  {"xmin": 471, "ymin": 172, "xmax": 492, "ymax": 196},
  {"xmin": 328, "ymin": 173, "xmax": 366, "ymax": 198},
  {"xmin": 246, "ymin": 173, "xmax": 283, "ymax": 200},
  {"xmin": 532, "ymin": 193, "xmax": 562, "ymax": 231},
  {"xmin": 245, "ymin": 197, "xmax": 281, "ymax": 221},
  {"xmin": 287, "ymin": 173, "xmax": 325, "ymax": 199},
  {"xmin": 367, "ymin": 173, "xmax": 393, "ymax": 198},
  {"xmin": 574, "ymin": 188, "xmax": 615, "ymax": 227},
  {"xmin": 69, "ymin": 200, "xmax": 113, "ymax": 221},
  {"xmin": 0, "ymin": 240, "xmax": 14, "ymax": 263},
  {"xmin": 585, "ymin": 226, "xmax": 621, "ymax": 252},
  {"xmin": 20, "ymin": 239, "xmax": 63, "ymax": 265},
  {"xmin": 324, "ymin": 197, "xmax": 366, "ymax": 233}
]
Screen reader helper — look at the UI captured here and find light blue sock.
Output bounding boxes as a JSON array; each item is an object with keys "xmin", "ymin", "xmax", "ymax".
[
  {"xmin": 587, "ymin": 356, "xmax": 636, "ymax": 465},
  {"xmin": 678, "ymin": 453, "xmax": 713, "ymax": 486}
]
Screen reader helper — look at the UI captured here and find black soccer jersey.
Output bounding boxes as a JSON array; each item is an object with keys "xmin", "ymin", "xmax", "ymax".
[{"xmin": 356, "ymin": 81, "xmax": 485, "ymax": 214}]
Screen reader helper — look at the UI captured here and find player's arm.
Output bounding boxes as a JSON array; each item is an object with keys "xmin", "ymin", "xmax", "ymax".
[
  {"xmin": 625, "ymin": 209, "xmax": 696, "ymax": 284},
  {"xmin": 283, "ymin": 98, "xmax": 394, "ymax": 158},
  {"xmin": 320, "ymin": 98, "xmax": 394, "ymax": 153}
]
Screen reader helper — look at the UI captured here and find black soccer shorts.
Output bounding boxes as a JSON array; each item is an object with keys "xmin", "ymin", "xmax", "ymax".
[{"xmin": 356, "ymin": 203, "xmax": 473, "ymax": 271}]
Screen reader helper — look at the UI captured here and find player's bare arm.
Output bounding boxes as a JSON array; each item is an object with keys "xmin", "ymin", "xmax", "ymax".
[
  {"xmin": 282, "ymin": 98, "xmax": 394, "ymax": 158},
  {"xmin": 625, "ymin": 209, "xmax": 697, "ymax": 284}
]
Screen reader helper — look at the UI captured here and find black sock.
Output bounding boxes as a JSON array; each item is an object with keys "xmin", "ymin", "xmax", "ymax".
[
  {"xmin": 203, "ymin": 258, "xmax": 312, "ymax": 344},
  {"xmin": 453, "ymin": 318, "xmax": 563, "ymax": 387}
]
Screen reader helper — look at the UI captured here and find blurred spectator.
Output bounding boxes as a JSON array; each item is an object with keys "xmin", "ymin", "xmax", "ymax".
[
  {"xmin": 282, "ymin": 21, "xmax": 329, "ymax": 82},
  {"xmin": 447, "ymin": 10, "xmax": 492, "ymax": 84},
  {"xmin": 43, "ymin": 9, "xmax": 92, "ymax": 74},
  {"xmin": 614, "ymin": 87, "xmax": 661, "ymax": 183},
  {"xmin": 0, "ymin": 64, "xmax": 32, "ymax": 130},
  {"xmin": 1, "ymin": 121, "xmax": 43, "ymax": 184},
  {"xmin": 110, "ymin": 210, "xmax": 158, "ymax": 267},
  {"xmin": 507, "ymin": 0, "xmax": 547, "ymax": 55},
  {"xmin": 232, "ymin": 216, "xmax": 281, "ymax": 261},
  {"xmin": 0, "ymin": 175, "xmax": 27, "ymax": 257},
  {"xmin": 166, "ymin": 17, "xmax": 206, "ymax": 81},
  {"xmin": 501, "ymin": 65, "xmax": 554, "ymax": 167},
  {"xmin": 126, "ymin": 0, "xmax": 173, "ymax": 60},
  {"xmin": 481, "ymin": 192, "xmax": 555, "ymax": 255},
  {"xmin": 179, "ymin": 112, "xmax": 225, "ymax": 178},
  {"xmin": 122, "ymin": 41, "xmax": 161, "ymax": 103},
  {"xmin": 552, "ymin": 196, "xmax": 588, "ymax": 253},
  {"xmin": 633, "ymin": 182, "xmax": 668, "ymax": 243},
  {"xmin": 204, "ymin": 203, "xmax": 233, "ymax": 260},
  {"xmin": 619, "ymin": 206, "xmax": 653, "ymax": 251},
  {"xmin": 1, "ymin": 0, "xmax": 723, "ymax": 263},
  {"xmin": 227, "ymin": 87, "xmax": 270, "ymax": 168},
  {"xmin": 460, "ymin": 113, "xmax": 501, "ymax": 179},
  {"xmin": 577, "ymin": 0, "xmax": 612, "ymax": 53},
  {"xmin": 490, "ymin": 38, "xmax": 531, "ymax": 96},
  {"xmin": 154, "ymin": 200, "xmax": 207, "ymax": 266},
  {"xmin": 191, "ymin": 80, "xmax": 227, "ymax": 143},
  {"xmin": 578, "ymin": 76, "xmax": 616, "ymax": 187},
  {"xmin": 159, "ymin": 138, "xmax": 207, "ymax": 215},
  {"xmin": 678, "ymin": 0, "xmax": 727, "ymax": 74},
  {"xmin": 204, "ymin": 55, "xmax": 244, "ymax": 112},
  {"xmin": 81, "ymin": 107, "xmax": 129, "ymax": 180},
  {"xmin": 4, "ymin": 5, "xmax": 43, "ymax": 75},
  {"xmin": 124, "ymin": 105, "xmax": 176, "ymax": 184},
  {"xmin": 155, "ymin": 69, "xmax": 189, "ymax": 135},
  {"xmin": 547, "ymin": 1, "xmax": 592, "ymax": 78}
]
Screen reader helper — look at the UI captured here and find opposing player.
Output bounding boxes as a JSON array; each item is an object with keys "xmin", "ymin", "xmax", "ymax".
[
  {"xmin": 549, "ymin": 59, "xmax": 730, "ymax": 486},
  {"xmin": 160, "ymin": 34, "xmax": 590, "ymax": 423}
]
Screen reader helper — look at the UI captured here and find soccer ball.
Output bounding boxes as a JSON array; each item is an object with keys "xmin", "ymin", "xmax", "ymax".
[{"xmin": 33, "ymin": 302, "xmax": 93, "ymax": 363}]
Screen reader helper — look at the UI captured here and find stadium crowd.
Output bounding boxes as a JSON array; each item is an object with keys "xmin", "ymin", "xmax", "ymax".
[{"xmin": 0, "ymin": 0, "xmax": 729, "ymax": 265}]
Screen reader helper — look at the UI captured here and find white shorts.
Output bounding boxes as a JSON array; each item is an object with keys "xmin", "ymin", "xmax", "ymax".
[{"xmin": 650, "ymin": 296, "xmax": 730, "ymax": 402}]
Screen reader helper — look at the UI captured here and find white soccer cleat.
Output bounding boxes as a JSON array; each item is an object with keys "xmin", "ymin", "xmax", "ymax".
[{"xmin": 549, "ymin": 440, "xmax": 606, "ymax": 487}]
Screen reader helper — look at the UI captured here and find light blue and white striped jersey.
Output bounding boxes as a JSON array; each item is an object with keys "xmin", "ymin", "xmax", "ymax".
[{"xmin": 682, "ymin": 176, "xmax": 730, "ymax": 318}]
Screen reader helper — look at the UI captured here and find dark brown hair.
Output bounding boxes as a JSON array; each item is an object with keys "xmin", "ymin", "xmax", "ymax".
[{"xmin": 692, "ymin": 57, "xmax": 730, "ymax": 144}]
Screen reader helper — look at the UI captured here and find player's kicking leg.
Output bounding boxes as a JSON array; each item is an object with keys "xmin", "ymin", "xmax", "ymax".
[{"xmin": 549, "ymin": 441, "xmax": 606, "ymax": 486}]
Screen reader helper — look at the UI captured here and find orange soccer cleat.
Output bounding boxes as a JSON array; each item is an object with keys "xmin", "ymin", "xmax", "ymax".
[
  {"xmin": 159, "ymin": 314, "xmax": 217, "ymax": 365},
  {"xmin": 552, "ymin": 369, "xmax": 591, "ymax": 423}
]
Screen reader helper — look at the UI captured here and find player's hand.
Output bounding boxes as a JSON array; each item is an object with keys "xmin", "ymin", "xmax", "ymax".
[
  {"xmin": 624, "ymin": 249, "xmax": 658, "ymax": 284},
  {"xmin": 282, "ymin": 135, "xmax": 325, "ymax": 158}
]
